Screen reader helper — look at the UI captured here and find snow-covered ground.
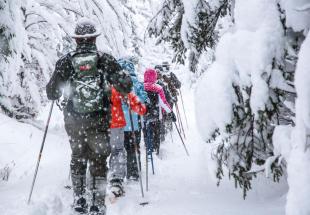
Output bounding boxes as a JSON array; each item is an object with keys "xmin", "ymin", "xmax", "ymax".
[{"xmin": 0, "ymin": 87, "xmax": 287, "ymax": 215}]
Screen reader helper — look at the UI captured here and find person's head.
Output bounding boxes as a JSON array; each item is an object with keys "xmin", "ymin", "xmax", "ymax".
[
  {"xmin": 154, "ymin": 65, "xmax": 163, "ymax": 72},
  {"xmin": 154, "ymin": 65, "xmax": 164, "ymax": 79},
  {"xmin": 162, "ymin": 61, "xmax": 170, "ymax": 72},
  {"xmin": 71, "ymin": 18, "xmax": 101, "ymax": 45},
  {"xmin": 118, "ymin": 57, "xmax": 136, "ymax": 77},
  {"xmin": 144, "ymin": 68, "xmax": 157, "ymax": 84}
]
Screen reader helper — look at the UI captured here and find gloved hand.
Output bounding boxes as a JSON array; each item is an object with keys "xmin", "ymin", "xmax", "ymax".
[{"xmin": 169, "ymin": 112, "xmax": 177, "ymax": 122}]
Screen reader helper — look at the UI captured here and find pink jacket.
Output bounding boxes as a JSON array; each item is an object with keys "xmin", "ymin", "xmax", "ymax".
[{"xmin": 144, "ymin": 68, "xmax": 172, "ymax": 112}]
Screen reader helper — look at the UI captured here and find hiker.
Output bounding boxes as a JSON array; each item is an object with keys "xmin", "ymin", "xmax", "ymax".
[
  {"xmin": 143, "ymin": 68, "xmax": 176, "ymax": 155},
  {"xmin": 118, "ymin": 57, "xmax": 148, "ymax": 181},
  {"xmin": 108, "ymin": 86, "xmax": 146, "ymax": 198},
  {"xmin": 161, "ymin": 62, "xmax": 182, "ymax": 108},
  {"xmin": 155, "ymin": 65, "xmax": 174, "ymax": 109},
  {"xmin": 158, "ymin": 62, "xmax": 182, "ymax": 136},
  {"xmin": 46, "ymin": 18, "xmax": 132, "ymax": 215},
  {"xmin": 154, "ymin": 65, "xmax": 173, "ymax": 141}
]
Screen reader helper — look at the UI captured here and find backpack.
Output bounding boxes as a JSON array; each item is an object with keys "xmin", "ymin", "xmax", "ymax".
[
  {"xmin": 68, "ymin": 52, "xmax": 108, "ymax": 113},
  {"xmin": 145, "ymin": 91, "xmax": 159, "ymax": 121}
]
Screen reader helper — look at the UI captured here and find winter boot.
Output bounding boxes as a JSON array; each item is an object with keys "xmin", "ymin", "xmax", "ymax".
[
  {"xmin": 89, "ymin": 176, "xmax": 107, "ymax": 215},
  {"xmin": 73, "ymin": 195, "xmax": 88, "ymax": 214},
  {"xmin": 108, "ymin": 178, "xmax": 125, "ymax": 198},
  {"xmin": 89, "ymin": 204, "xmax": 106, "ymax": 215},
  {"xmin": 71, "ymin": 174, "xmax": 87, "ymax": 213}
]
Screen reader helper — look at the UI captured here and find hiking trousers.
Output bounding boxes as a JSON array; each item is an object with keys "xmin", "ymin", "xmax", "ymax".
[
  {"xmin": 145, "ymin": 120, "xmax": 161, "ymax": 154},
  {"xmin": 65, "ymin": 116, "xmax": 110, "ymax": 207},
  {"xmin": 124, "ymin": 130, "xmax": 141, "ymax": 179},
  {"xmin": 108, "ymin": 128, "xmax": 126, "ymax": 181}
]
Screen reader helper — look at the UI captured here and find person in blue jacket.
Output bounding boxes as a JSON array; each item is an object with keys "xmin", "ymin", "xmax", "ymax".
[{"xmin": 118, "ymin": 57, "xmax": 148, "ymax": 181}]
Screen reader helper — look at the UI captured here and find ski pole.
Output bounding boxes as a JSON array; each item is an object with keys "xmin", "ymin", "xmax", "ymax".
[
  {"xmin": 173, "ymin": 122, "xmax": 190, "ymax": 156},
  {"xmin": 147, "ymin": 123, "xmax": 155, "ymax": 174},
  {"xmin": 128, "ymin": 107, "xmax": 145, "ymax": 198},
  {"xmin": 146, "ymin": 122, "xmax": 150, "ymax": 191},
  {"xmin": 28, "ymin": 101, "xmax": 55, "ymax": 204},
  {"xmin": 174, "ymin": 104, "xmax": 182, "ymax": 135},
  {"xmin": 176, "ymin": 107, "xmax": 182, "ymax": 137},
  {"xmin": 179, "ymin": 89, "xmax": 189, "ymax": 128},
  {"xmin": 146, "ymin": 141, "xmax": 149, "ymax": 191},
  {"xmin": 145, "ymin": 121, "xmax": 155, "ymax": 191},
  {"xmin": 176, "ymin": 103, "xmax": 186, "ymax": 139},
  {"xmin": 176, "ymin": 103, "xmax": 185, "ymax": 137}
]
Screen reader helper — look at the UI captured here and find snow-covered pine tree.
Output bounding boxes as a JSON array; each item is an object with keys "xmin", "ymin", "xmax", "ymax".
[
  {"xmin": 147, "ymin": 0, "xmax": 229, "ymax": 72},
  {"xmin": 0, "ymin": 0, "xmax": 13, "ymax": 106},
  {"xmin": 118, "ymin": 0, "xmax": 143, "ymax": 58},
  {"xmin": 187, "ymin": 0, "xmax": 229, "ymax": 73},
  {"xmin": 196, "ymin": 0, "xmax": 298, "ymax": 198},
  {"xmin": 0, "ymin": 0, "xmax": 138, "ymax": 120},
  {"xmin": 147, "ymin": 0, "xmax": 185, "ymax": 64},
  {"xmin": 0, "ymin": 0, "xmax": 35, "ymax": 119}
]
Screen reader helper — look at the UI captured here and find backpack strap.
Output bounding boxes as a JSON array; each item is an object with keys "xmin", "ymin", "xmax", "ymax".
[{"xmin": 67, "ymin": 51, "xmax": 77, "ymax": 79}]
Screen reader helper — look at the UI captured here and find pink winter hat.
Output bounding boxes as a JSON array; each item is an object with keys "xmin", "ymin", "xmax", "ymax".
[{"xmin": 144, "ymin": 68, "xmax": 157, "ymax": 84}]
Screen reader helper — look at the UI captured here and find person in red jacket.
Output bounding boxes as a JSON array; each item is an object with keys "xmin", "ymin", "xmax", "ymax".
[{"xmin": 108, "ymin": 87, "xmax": 146, "ymax": 198}]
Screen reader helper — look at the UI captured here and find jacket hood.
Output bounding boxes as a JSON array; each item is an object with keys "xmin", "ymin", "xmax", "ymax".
[
  {"xmin": 118, "ymin": 59, "xmax": 136, "ymax": 77},
  {"xmin": 144, "ymin": 68, "xmax": 157, "ymax": 84}
]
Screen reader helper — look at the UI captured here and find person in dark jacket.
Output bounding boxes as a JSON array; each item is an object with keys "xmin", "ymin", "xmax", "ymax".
[
  {"xmin": 144, "ymin": 68, "xmax": 176, "ymax": 155},
  {"xmin": 161, "ymin": 62, "xmax": 182, "ymax": 108},
  {"xmin": 155, "ymin": 65, "xmax": 173, "ymax": 141},
  {"xmin": 46, "ymin": 18, "xmax": 132, "ymax": 215}
]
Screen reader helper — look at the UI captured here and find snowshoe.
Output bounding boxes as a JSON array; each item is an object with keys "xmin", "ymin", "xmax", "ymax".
[
  {"xmin": 109, "ymin": 179, "xmax": 125, "ymax": 197},
  {"xmin": 73, "ymin": 196, "xmax": 88, "ymax": 214},
  {"xmin": 107, "ymin": 179, "xmax": 125, "ymax": 204},
  {"xmin": 89, "ymin": 205, "xmax": 106, "ymax": 215}
]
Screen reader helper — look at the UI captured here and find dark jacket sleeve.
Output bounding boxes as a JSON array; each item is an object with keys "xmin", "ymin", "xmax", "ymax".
[
  {"xmin": 98, "ymin": 53, "xmax": 132, "ymax": 95},
  {"xmin": 46, "ymin": 55, "xmax": 72, "ymax": 100}
]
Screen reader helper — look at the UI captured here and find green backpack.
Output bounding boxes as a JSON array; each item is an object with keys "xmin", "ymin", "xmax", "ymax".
[{"xmin": 69, "ymin": 52, "xmax": 108, "ymax": 113}]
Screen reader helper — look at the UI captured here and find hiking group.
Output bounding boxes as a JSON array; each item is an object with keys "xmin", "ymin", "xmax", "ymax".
[{"xmin": 45, "ymin": 18, "xmax": 183, "ymax": 215}]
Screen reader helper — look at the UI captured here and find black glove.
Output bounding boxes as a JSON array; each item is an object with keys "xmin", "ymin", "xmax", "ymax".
[{"xmin": 169, "ymin": 112, "xmax": 177, "ymax": 122}]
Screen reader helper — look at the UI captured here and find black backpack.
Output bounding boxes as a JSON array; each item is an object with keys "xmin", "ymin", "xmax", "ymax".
[{"xmin": 145, "ymin": 91, "xmax": 160, "ymax": 121}]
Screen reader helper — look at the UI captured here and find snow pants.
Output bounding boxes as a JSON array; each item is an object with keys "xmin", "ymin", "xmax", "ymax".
[
  {"xmin": 145, "ymin": 120, "xmax": 161, "ymax": 154},
  {"xmin": 65, "ymin": 117, "xmax": 110, "ymax": 208},
  {"xmin": 124, "ymin": 130, "xmax": 141, "ymax": 179},
  {"xmin": 108, "ymin": 128, "xmax": 127, "ymax": 181}
]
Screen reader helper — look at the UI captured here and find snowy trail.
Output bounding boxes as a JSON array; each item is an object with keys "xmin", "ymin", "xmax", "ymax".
[{"xmin": 0, "ymin": 89, "xmax": 286, "ymax": 215}]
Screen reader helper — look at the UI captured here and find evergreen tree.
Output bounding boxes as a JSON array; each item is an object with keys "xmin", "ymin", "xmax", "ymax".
[
  {"xmin": 147, "ymin": 0, "xmax": 230, "ymax": 72},
  {"xmin": 0, "ymin": 0, "xmax": 138, "ymax": 120},
  {"xmin": 196, "ymin": 0, "xmax": 301, "ymax": 198}
]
